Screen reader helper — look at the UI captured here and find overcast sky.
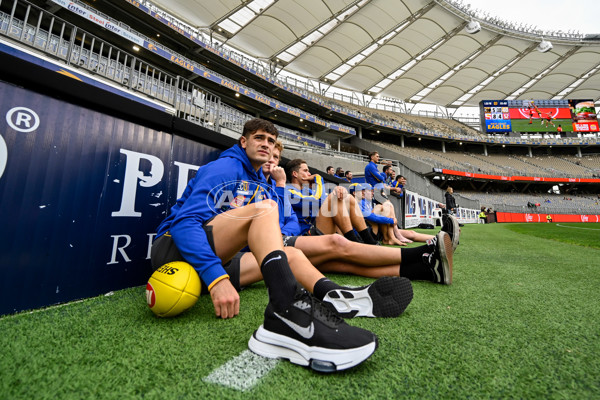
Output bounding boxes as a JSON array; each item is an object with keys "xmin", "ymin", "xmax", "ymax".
[{"xmin": 465, "ymin": 0, "xmax": 600, "ymax": 34}]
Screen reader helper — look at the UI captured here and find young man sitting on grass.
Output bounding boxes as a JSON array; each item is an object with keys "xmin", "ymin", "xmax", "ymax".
[{"xmin": 151, "ymin": 118, "xmax": 378, "ymax": 372}]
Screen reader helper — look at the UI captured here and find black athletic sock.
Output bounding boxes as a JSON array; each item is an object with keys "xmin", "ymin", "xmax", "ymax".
[
  {"xmin": 313, "ymin": 277, "xmax": 342, "ymax": 301},
  {"xmin": 344, "ymin": 230, "xmax": 361, "ymax": 243},
  {"xmin": 358, "ymin": 228, "xmax": 378, "ymax": 245},
  {"xmin": 260, "ymin": 250, "xmax": 297, "ymax": 311},
  {"xmin": 399, "ymin": 246, "xmax": 434, "ymax": 281}
]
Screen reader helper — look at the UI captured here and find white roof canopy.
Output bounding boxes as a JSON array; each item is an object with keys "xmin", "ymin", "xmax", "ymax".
[{"xmin": 151, "ymin": 0, "xmax": 600, "ymax": 107}]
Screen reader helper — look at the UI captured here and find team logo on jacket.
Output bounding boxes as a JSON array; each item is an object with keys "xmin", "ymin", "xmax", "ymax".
[{"xmin": 236, "ymin": 180, "xmax": 250, "ymax": 195}]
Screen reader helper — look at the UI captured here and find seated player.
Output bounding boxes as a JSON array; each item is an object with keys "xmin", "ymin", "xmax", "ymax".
[
  {"xmin": 151, "ymin": 118, "xmax": 378, "ymax": 372},
  {"xmin": 389, "ymin": 171, "xmax": 405, "ymax": 197},
  {"xmin": 284, "ymin": 158, "xmax": 379, "ymax": 245},
  {"xmin": 350, "ymin": 183, "xmax": 405, "ymax": 246},
  {"xmin": 225, "ymin": 143, "xmax": 457, "ymax": 288}
]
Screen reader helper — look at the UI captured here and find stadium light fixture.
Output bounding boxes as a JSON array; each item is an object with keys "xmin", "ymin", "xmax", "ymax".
[
  {"xmin": 465, "ymin": 20, "xmax": 481, "ymax": 34},
  {"xmin": 537, "ymin": 40, "xmax": 553, "ymax": 53}
]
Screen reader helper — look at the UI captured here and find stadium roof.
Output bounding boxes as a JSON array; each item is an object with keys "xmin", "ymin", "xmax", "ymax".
[{"xmin": 150, "ymin": 0, "xmax": 600, "ymax": 108}]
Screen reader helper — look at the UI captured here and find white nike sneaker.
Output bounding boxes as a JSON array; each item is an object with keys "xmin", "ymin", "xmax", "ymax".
[
  {"xmin": 322, "ymin": 277, "xmax": 413, "ymax": 318},
  {"xmin": 248, "ymin": 287, "xmax": 378, "ymax": 372}
]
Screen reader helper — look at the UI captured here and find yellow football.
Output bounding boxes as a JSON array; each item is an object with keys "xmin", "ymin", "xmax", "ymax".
[{"xmin": 146, "ymin": 261, "xmax": 201, "ymax": 317}]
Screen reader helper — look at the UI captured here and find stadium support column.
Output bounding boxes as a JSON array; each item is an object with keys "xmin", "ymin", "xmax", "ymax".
[
  {"xmin": 337, "ymin": 137, "xmax": 341, "ymax": 152},
  {"xmin": 358, "ymin": 126, "xmax": 362, "ymax": 139},
  {"xmin": 442, "ymin": 141, "xmax": 446, "ymax": 153},
  {"xmin": 483, "ymin": 144, "xmax": 488, "ymax": 156},
  {"xmin": 577, "ymin": 146, "xmax": 582, "ymax": 158},
  {"xmin": 528, "ymin": 146, "xmax": 532, "ymax": 157},
  {"xmin": 401, "ymin": 135, "xmax": 404, "ymax": 147}
]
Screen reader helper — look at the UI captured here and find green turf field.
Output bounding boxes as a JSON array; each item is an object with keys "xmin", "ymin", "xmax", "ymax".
[
  {"xmin": 1, "ymin": 223, "xmax": 599, "ymax": 399},
  {"xmin": 510, "ymin": 119, "xmax": 573, "ymax": 133}
]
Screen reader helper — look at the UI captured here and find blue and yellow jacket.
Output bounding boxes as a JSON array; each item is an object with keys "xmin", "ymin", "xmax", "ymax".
[
  {"xmin": 390, "ymin": 179, "xmax": 404, "ymax": 197},
  {"xmin": 155, "ymin": 145, "xmax": 271, "ymax": 290},
  {"xmin": 286, "ymin": 174, "xmax": 326, "ymax": 235},
  {"xmin": 359, "ymin": 197, "xmax": 394, "ymax": 225},
  {"xmin": 268, "ymin": 177, "xmax": 301, "ymax": 236},
  {"xmin": 364, "ymin": 161, "xmax": 387, "ymax": 187}
]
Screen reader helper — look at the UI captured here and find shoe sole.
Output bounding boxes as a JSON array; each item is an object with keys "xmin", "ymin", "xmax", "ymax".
[
  {"xmin": 248, "ymin": 326, "xmax": 377, "ymax": 372},
  {"xmin": 436, "ymin": 232, "xmax": 453, "ymax": 285},
  {"xmin": 323, "ymin": 277, "xmax": 413, "ymax": 318},
  {"xmin": 442, "ymin": 214, "xmax": 460, "ymax": 251}
]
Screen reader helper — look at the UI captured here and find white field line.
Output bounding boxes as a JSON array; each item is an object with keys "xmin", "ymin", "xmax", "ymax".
[
  {"xmin": 202, "ymin": 349, "xmax": 279, "ymax": 392},
  {"xmin": 556, "ymin": 224, "xmax": 600, "ymax": 230}
]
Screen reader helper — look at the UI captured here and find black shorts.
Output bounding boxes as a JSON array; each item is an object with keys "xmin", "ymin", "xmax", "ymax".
[
  {"xmin": 151, "ymin": 225, "xmax": 216, "ymax": 270},
  {"xmin": 150, "ymin": 216, "xmax": 218, "ymax": 293},
  {"xmin": 222, "ymin": 252, "xmax": 245, "ymax": 292},
  {"xmin": 305, "ymin": 224, "xmax": 324, "ymax": 237},
  {"xmin": 367, "ymin": 224, "xmax": 384, "ymax": 242},
  {"xmin": 282, "ymin": 235, "xmax": 300, "ymax": 247}
]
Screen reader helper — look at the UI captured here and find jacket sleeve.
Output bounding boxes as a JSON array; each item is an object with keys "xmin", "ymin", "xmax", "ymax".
[
  {"xmin": 359, "ymin": 198, "xmax": 394, "ymax": 225},
  {"xmin": 365, "ymin": 163, "xmax": 386, "ymax": 183},
  {"xmin": 273, "ymin": 185, "xmax": 287, "ymax": 231},
  {"xmin": 365, "ymin": 212, "xmax": 394, "ymax": 225},
  {"xmin": 287, "ymin": 176, "xmax": 325, "ymax": 211},
  {"xmin": 281, "ymin": 198, "xmax": 301, "ymax": 236},
  {"xmin": 169, "ymin": 162, "xmax": 235, "ymax": 290}
]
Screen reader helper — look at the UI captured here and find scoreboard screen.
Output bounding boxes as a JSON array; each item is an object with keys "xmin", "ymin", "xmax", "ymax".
[
  {"xmin": 480, "ymin": 99, "xmax": 599, "ymax": 134},
  {"xmin": 481, "ymin": 100, "xmax": 511, "ymax": 132}
]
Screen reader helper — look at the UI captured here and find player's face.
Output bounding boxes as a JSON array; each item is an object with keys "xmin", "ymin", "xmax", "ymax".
[
  {"xmin": 262, "ymin": 148, "xmax": 280, "ymax": 176},
  {"xmin": 295, "ymin": 163, "xmax": 311, "ymax": 183},
  {"xmin": 240, "ymin": 129, "xmax": 276, "ymax": 170},
  {"xmin": 371, "ymin": 153, "xmax": 380, "ymax": 163}
]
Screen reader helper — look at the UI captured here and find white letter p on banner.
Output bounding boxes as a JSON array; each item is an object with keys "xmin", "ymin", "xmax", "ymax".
[{"xmin": 112, "ymin": 149, "xmax": 164, "ymax": 217}]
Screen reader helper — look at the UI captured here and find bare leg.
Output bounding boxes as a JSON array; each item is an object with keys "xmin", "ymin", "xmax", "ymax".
[
  {"xmin": 376, "ymin": 203, "xmax": 404, "ymax": 246},
  {"xmin": 382, "ymin": 201, "xmax": 434, "ymax": 243},
  {"xmin": 398, "ymin": 229, "xmax": 434, "ymax": 243},
  {"xmin": 293, "ymin": 234, "xmax": 403, "ymax": 266},
  {"xmin": 207, "ymin": 199, "xmax": 283, "ymax": 265},
  {"xmin": 393, "ymin": 225, "xmax": 413, "ymax": 243},
  {"xmin": 316, "ymin": 192, "xmax": 369, "ymax": 234},
  {"xmin": 346, "ymin": 194, "xmax": 368, "ymax": 231},
  {"xmin": 316, "ymin": 192, "xmax": 352, "ymax": 234},
  {"xmin": 202, "ymin": 199, "xmax": 283, "ymax": 318},
  {"xmin": 317, "ymin": 260, "xmax": 399, "ymax": 278}
]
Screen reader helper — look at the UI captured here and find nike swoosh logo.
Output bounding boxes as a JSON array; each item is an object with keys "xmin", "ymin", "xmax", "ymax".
[
  {"xmin": 263, "ymin": 255, "xmax": 282, "ymax": 266},
  {"xmin": 274, "ymin": 312, "xmax": 314, "ymax": 339}
]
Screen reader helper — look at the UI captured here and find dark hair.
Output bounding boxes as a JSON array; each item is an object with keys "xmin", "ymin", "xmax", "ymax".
[
  {"xmin": 239, "ymin": 118, "xmax": 278, "ymax": 144},
  {"xmin": 368, "ymin": 151, "xmax": 378, "ymax": 161},
  {"xmin": 285, "ymin": 159, "xmax": 307, "ymax": 182},
  {"xmin": 345, "ymin": 170, "xmax": 352, "ymax": 177},
  {"xmin": 326, "ymin": 166, "xmax": 334, "ymax": 172},
  {"xmin": 382, "ymin": 165, "xmax": 390, "ymax": 173}
]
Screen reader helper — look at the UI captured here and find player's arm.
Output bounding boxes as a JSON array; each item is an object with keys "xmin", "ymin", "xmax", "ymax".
[
  {"xmin": 366, "ymin": 163, "xmax": 387, "ymax": 183},
  {"xmin": 287, "ymin": 176, "xmax": 324, "ymax": 210},
  {"xmin": 169, "ymin": 165, "xmax": 238, "ymax": 315}
]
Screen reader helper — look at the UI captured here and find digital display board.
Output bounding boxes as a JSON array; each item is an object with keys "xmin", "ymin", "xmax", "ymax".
[
  {"xmin": 480, "ymin": 99, "xmax": 599, "ymax": 134},
  {"xmin": 481, "ymin": 100, "xmax": 511, "ymax": 132},
  {"xmin": 569, "ymin": 99, "xmax": 599, "ymax": 133}
]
